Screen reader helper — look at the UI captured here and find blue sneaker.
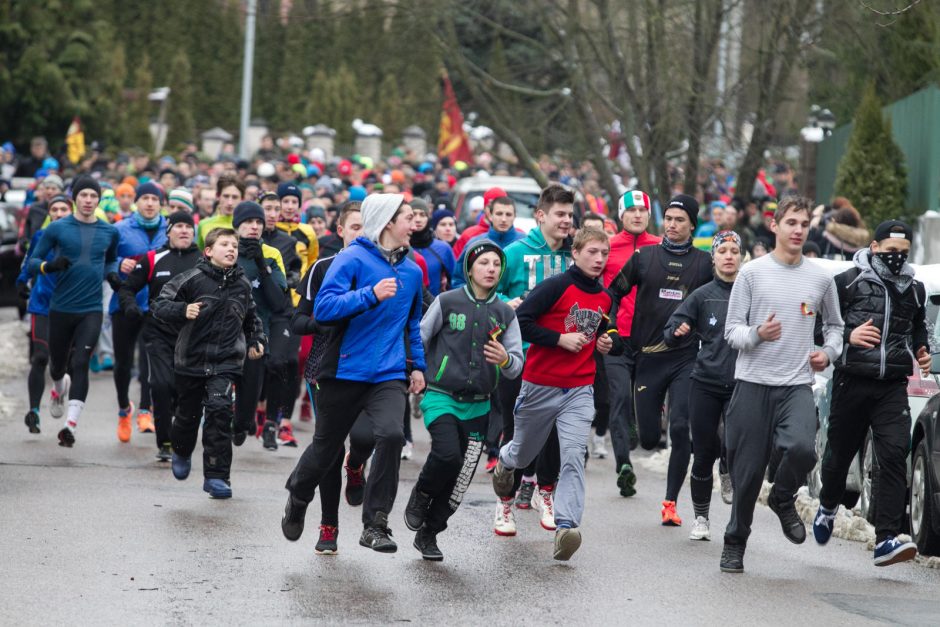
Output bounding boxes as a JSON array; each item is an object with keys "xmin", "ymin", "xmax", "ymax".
[
  {"xmin": 813, "ymin": 505, "xmax": 836, "ymax": 544},
  {"xmin": 203, "ymin": 478, "xmax": 232, "ymax": 499},
  {"xmin": 171, "ymin": 453, "xmax": 191, "ymax": 481},
  {"xmin": 89, "ymin": 354, "xmax": 101, "ymax": 373},
  {"xmin": 100, "ymin": 355, "xmax": 114, "ymax": 371},
  {"xmin": 874, "ymin": 536, "xmax": 917, "ymax": 566}
]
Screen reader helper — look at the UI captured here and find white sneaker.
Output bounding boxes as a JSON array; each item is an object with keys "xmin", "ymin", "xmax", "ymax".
[
  {"xmin": 401, "ymin": 441, "xmax": 413, "ymax": 460},
  {"xmin": 689, "ymin": 516, "xmax": 711, "ymax": 541},
  {"xmin": 494, "ymin": 498, "xmax": 517, "ymax": 536},
  {"xmin": 719, "ymin": 472, "xmax": 733, "ymax": 505},
  {"xmin": 536, "ymin": 487, "xmax": 556, "ymax": 530},
  {"xmin": 49, "ymin": 374, "xmax": 70, "ymax": 419},
  {"xmin": 592, "ymin": 434, "xmax": 609, "ymax": 459}
]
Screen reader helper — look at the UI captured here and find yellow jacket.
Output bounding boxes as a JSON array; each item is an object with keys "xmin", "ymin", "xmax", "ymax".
[{"xmin": 275, "ymin": 221, "xmax": 318, "ymax": 276}]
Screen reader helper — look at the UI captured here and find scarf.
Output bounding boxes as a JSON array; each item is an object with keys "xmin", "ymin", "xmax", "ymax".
[
  {"xmin": 661, "ymin": 237, "xmax": 693, "ymax": 256},
  {"xmin": 135, "ymin": 211, "xmax": 161, "ymax": 229},
  {"xmin": 410, "ymin": 224, "xmax": 434, "ymax": 249}
]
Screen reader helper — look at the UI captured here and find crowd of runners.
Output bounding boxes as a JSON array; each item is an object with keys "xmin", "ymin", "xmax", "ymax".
[{"xmin": 8, "ymin": 137, "xmax": 929, "ymax": 570}]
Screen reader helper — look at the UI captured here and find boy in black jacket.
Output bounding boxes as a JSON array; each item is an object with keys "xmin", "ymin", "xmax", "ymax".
[
  {"xmin": 663, "ymin": 230, "xmax": 743, "ymax": 540},
  {"xmin": 118, "ymin": 211, "xmax": 201, "ymax": 461},
  {"xmin": 152, "ymin": 227, "xmax": 266, "ymax": 499}
]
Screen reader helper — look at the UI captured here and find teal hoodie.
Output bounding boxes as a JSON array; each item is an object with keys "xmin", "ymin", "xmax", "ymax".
[{"xmin": 497, "ymin": 226, "xmax": 572, "ymax": 300}]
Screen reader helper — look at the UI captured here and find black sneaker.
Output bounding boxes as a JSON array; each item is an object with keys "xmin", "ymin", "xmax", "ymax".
[
  {"xmin": 344, "ymin": 453, "xmax": 366, "ymax": 507},
  {"xmin": 516, "ymin": 480, "xmax": 536, "ymax": 510},
  {"xmin": 57, "ymin": 426, "xmax": 75, "ymax": 448},
  {"xmin": 281, "ymin": 494, "xmax": 308, "ymax": 541},
  {"xmin": 25, "ymin": 410, "xmax": 40, "ymax": 434},
  {"xmin": 155, "ymin": 443, "xmax": 172, "ymax": 462},
  {"xmin": 359, "ymin": 512, "xmax": 397, "ymax": 553},
  {"xmin": 404, "ymin": 485, "xmax": 432, "ymax": 531},
  {"xmin": 315, "ymin": 525, "xmax": 338, "ymax": 555},
  {"xmin": 262, "ymin": 420, "xmax": 278, "ymax": 451},
  {"xmin": 628, "ymin": 422, "xmax": 639, "ymax": 450},
  {"xmin": 414, "ymin": 527, "xmax": 444, "ymax": 561},
  {"xmin": 768, "ymin": 492, "xmax": 806, "ymax": 544},
  {"xmin": 720, "ymin": 541, "xmax": 746, "ymax": 573}
]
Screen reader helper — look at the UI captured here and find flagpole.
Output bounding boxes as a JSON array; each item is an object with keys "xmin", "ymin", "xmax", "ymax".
[{"xmin": 238, "ymin": 0, "xmax": 257, "ymax": 159}]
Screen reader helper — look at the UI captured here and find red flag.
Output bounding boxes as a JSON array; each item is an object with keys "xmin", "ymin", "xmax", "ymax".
[{"xmin": 438, "ymin": 73, "xmax": 474, "ymax": 164}]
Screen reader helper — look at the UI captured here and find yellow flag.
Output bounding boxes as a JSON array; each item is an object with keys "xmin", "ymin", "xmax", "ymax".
[{"xmin": 66, "ymin": 116, "xmax": 85, "ymax": 164}]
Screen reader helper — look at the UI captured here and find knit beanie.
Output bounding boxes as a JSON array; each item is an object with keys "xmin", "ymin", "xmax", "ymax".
[
  {"xmin": 430, "ymin": 208, "xmax": 456, "ymax": 231},
  {"xmin": 348, "ymin": 185, "xmax": 367, "ymax": 202},
  {"xmin": 168, "ymin": 187, "xmax": 194, "ymax": 211},
  {"xmin": 465, "ymin": 238, "xmax": 503, "ymax": 273},
  {"xmin": 666, "ymin": 193, "xmax": 699, "ymax": 227},
  {"xmin": 41, "ymin": 174, "xmax": 64, "ymax": 190},
  {"xmin": 71, "ymin": 175, "xmax": 101, "ymax": 200},
  {"xmin": 116, "ymin": 183, "xmax": 135, "ymax": 198},
  {"xmin": 233, "ymin": 201, "xmax": 265, "ymax": 228},
  {"xmin": 277, "ymin": 181, "xmax": 301, "ymax": 202},
  {"xmin": 618, "ymin": 190, "xmax": 651, "ymax": 218},
  {"xmin": 361, "ymin": 193, "xmax": 405, "ymax": 242},
  {"xmin": 410, "ymin": 197, "xmax": 430, "ymax": 214},
  {"xmin": 166, "ymin": 210, "xmax": 196, "ymax": 234},
  {"xmin": 47, "ymin": 194, "xmax": 72, "ymax": 211},
  {"xmin": 136, "ymin": 181, "xmax": 165, "ymax": 203}
]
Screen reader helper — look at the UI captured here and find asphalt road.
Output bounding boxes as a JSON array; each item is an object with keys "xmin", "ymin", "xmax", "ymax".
[{"xmin": 2, "ymin": 357, "xmax": 940, "ymax": 625}]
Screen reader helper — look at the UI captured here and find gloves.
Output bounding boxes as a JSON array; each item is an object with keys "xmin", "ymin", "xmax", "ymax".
[
  {"xmin": 124, "ymin": 304, "xmax": 143, "ymax": 321},
  {"xmin": 16, "ymin": 282, "xmax": 30, "ymax": 302},
  {"xmin": 43, "ymin": 256, "xmax": 71, "ymax": 273},
  {"xmin": 106, "ymin": 272, "xmax": 122, "ymax": 291},
  {"xmin": 238, "ymin": 238, "xmax": 265, "ymax": 262}
]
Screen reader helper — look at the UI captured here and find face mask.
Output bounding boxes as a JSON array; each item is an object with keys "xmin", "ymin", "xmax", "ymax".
[{"xmin": 874, "ymin": 251, "xmax": 908, "ymax": 275}]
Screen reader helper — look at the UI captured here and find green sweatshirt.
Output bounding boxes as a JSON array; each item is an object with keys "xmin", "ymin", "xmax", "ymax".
[
  {"xmin": 497, "ymin": 226, "xmax": 572, "ymax": 300},
  {"xmin": 196, "ymin": 213, "xmax": 234, "ymax": 249}
]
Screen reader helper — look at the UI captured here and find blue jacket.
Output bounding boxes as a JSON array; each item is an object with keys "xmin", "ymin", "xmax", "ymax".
[
  {"xmin": 452, "ymin": 226, "xmax": 526, "ymax": 288},
  {"xmin": 412, "ymin": 238, "xmax": 455, "ymax": 297},
  {"xmin": 314, "ymin": 237, "xmax": 427, "ymax": 383},
  {"xmin": 17, "ymin": 230, "xmax": 56, "ymax": 316},
  {"xmin": 109, "ymin": 214, "xmax": 167, "ymax": 314}
]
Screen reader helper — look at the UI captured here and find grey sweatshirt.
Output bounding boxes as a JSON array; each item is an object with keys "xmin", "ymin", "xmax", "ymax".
[{"xmin": 725, "ymin": 253, "xmax": 844, "ymax": 386}]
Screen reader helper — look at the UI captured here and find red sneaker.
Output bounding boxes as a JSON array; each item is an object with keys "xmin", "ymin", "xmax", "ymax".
[
  {"xmin": 485, "ymin": 455, "xmax": 498, "ymax": 473},
  {"xmin": 278, "ymin": 422, "xmax": 298, "ymax": 447}
]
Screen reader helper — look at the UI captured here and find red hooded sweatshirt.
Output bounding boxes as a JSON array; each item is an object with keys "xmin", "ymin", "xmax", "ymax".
[{"xmin": 602, "ymin": 230, "xmax": 661, "ymax": 336}]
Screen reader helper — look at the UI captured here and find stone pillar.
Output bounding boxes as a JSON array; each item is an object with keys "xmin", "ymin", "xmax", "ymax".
[
  {"xmin": 401, "ymin": 125, "xmax": 427, "ymax": 158},
  {"xmin": 245, "ymin": 119, "xmax": 269, "ymax": 161},
  {"xmin": 354, "ymin": 121, "xmax": 383, "ymax": 164},
  {"xmin": 200, "ymin": 127, "xmax": 234, "ymax": 160},
  {"xmin": 304, "ymin": 125, "xmax": 336, "ymax": 161}
]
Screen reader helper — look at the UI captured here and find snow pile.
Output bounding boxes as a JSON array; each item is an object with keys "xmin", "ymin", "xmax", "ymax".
[
  {"xmin": 756, "ymin": 483, "xmax": 877, "ymax": 544},
  {"xmin": 0, "ymin": 318, "xmax": 29, "ymax": 418},
  {"xmin": 634, "ymin": 449, "xmax": 671, "ymax": 474}
]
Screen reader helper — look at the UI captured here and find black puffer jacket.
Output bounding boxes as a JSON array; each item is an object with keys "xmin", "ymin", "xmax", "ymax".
[
  {"xmin": 834, "ymin": 249, "xmax": 928, "ymax": 381},
  {"xmin": 152, "ymin": 257, "xmax": 266, "ymax": 377}
]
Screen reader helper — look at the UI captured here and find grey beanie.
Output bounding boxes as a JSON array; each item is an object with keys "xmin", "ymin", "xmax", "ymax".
[{"xmin": 361, "ymin": 193, "xmax": 405, "ymax": 242}]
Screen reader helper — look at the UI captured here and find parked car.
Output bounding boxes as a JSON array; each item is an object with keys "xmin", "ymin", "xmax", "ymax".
[
  {"xmin": 806, "ymin": 259, "xmax": 940, "ymax": 550},
  {"xmin": 451, "ymin": 175, "xmax": 543, "ymax": 235},
  {"xmin": 0, "ymin": 186, "xmax": 27, "ymax": 308}
]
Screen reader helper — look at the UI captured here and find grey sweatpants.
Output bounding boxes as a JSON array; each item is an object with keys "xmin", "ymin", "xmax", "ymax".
[
  {"xmin": 498, "ymin": 382, "xmax": 594, "ymax": 527},
  {"xmin": 723, "ymin": 381, "xmax": 817, "ymax": 544}
]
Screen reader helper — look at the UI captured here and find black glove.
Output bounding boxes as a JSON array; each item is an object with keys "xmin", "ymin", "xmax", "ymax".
[
  {"xmin": 16, "ymin": 282, "xmax": 30, "ymax": 301},
  {"xmin": 43, "ymin": 256, "xmax": 71, "ymax": 273},
  {"xmin": 124, "ymin": 304, "xmax": 143, "ymax": 321},
  {"xmin": 238, "ymin": 238, "xmax": 265, "ymax": 262},
  {"xmin": 106, "ymin": 272, "xmax": 122, "ymax": 291}
]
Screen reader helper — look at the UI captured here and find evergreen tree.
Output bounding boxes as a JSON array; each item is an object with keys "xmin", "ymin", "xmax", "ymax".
[
  {"xmin": 374, "ymin": 73, "xmax": 403, "ymax": 141},
  {"xmin": 166, "ymin": 50, "xmax": 196, "ymax": 151},
  {"xmin": 834, "ymin": 83, "xmax": 909, "ymax": 226},
  {"xmin": 125, "ymin": 55, "xmax": 155, "ymax": 152}
]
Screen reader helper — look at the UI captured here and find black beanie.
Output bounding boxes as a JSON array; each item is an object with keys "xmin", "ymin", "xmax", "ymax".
[
  {"xmin": 166, "ymin": 210, "xmax": 195, "ymax": 234},
  {"xmin": 465, "ymin": 239, "xmax": 504, "ymax": 274},
  {"xmin": 666, "ymin": 193, "xmax": 700, "ymax": 227},
  {"xmin": 233, "ymin": 201, "xmax": 265, "ymax": 228},
  {"xmin": 71, "ymin": 175, "xmax": 101, "ymax": 200}
]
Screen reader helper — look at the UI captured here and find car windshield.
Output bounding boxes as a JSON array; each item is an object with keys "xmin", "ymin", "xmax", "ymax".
[
  {"xmin": 458, "ymin": 191, "xmax": 540, "ymax": 230},
  {"xmin": 927, "ymin": 295, "xmax": 940, "ymax": 353}
]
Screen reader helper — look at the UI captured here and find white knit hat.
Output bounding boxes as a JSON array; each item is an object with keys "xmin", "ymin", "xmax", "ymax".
[{"xmin": 361, "ymin": 193, "xmax": 405, "ymax": 242}]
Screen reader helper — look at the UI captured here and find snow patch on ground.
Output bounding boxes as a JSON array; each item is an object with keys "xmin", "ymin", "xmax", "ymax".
[{"xmin": 0, "ymin": 318, "xmax": 29, "ymax": 418}]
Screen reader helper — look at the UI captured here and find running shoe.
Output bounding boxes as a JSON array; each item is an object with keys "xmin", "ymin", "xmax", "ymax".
[
  {"xmin": 299, "ymin": 399, "xmax": 312, "ymax": 422},
  {"xmin": 813, "ymin": 505, "xmax": 837, "ymax": 545},
  {"xmin": 628, "ymin": 421, "xmax": 639, "ymax": 450},
  {"xmin": 719, "ymin": 472, "xmax": 733, "ymax": 505},
  {"xmin": 492, "ymin": 460, "xmax": 515, "ymax": 498},
  {"xmin": 315, "ymin": 525, "xmax": 338, "ymax": 555},
  {"xmin": 136, "ymin": 408, "xmax": 155, "ymax": 433},
  {"xmin": 617, "ymin": 463, "xmax": 637, "ymax": 497},
  {"xmin": 278, "ymin": 423, "xmax": 298, "ymax": 447},
  {"xmin": 117, "ymin": 402, "xmax": 134, "ymax": 443},
  {"xmin": 203, "ymin": 478, "xmax": 232, "ymax": 499},
  {"xmin": 515, "ymin": 480, "xmax": 535, "ymax": 510},
  {"xmin": 262, "ymin": 420, "xmax": 278, "ymax": 451},
  {"xmin": 404, "ymin": 485, "xmax": 432, "ymax": 531},
  {"xmin": 874, "ymin": 536, "xmax": 917, "ymax": 566},
  {"xmin": 661, "ymin": 500, "xmax": 682, "ymax": 526},
  {"xmin": 24, "ymin": 410, "xmax": 40, "ymax": 434},
  {"xmin": 89, "ymin": 354, "xmax": 101, "ymax": 373},
  {"xmin": 413, "ymin": 526, "xmax": 443, "ymax": 561},
  {"xmin": 344, "ymin": 453, "xmax": 366, "ymax": 506},
  {"xmin": 57, "ymin": 425, "xmax": 75, "ymax": 448},
  {"xmin": 359, "ymin": 512, "xmax": 397, "ymax": 553},
  {"xmin": 100, "ymin": 355, "xmax": 114, "ymax": 371},
  {"xmin": 767, "ymin": 492, "xmax": 806, "ymax": 544},
  {"xmin": 592, "ymin": 434, "xmax": 608, "ymax": 459},
  {"xmin": 171, "ymin": 453, "xmax": 191, "ymax": 481},
  {"xmin": 689, "ymin": 516, "xmax": 711, "ymax": 541},
  {"xmin": 155, "ymin": 443, "xmax": 172, "ymax": 462},
  {"xmin": 49, "ymin": 374, "xmax": 70, "ymax": 419},
  {"xmin": 536, "ymin": 486, "xmax": 556, "ymax": 531},
  {"xmin": 493, "ymin": 497, "xmax": 517, "ymax": 536},
  {"xmin": 720, "ymin": 542, "xmax": 745, "ymax": 573},
  {"xmin": 485, "ymin": 455, "xmax": 498, "ymax": 474},
  {"xmin": 553, "ymin": 527, "xmax": 582, "ymax": 561},
  {"xmin": 401, "ymin": 441, "xmax": 413, "ymax": 460},
  {"xmin": 281, "ymin": 494, "xmax": 308, "ymax": 541}
]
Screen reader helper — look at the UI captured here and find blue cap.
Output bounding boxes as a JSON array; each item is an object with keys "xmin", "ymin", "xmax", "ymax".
[
  {"xmin": 277, "ymin": 182, "xmax": 301, "ymax": 201},
  {"xmin": 348, "ymin": 185, "xmax": 367, "ymax": 202}
]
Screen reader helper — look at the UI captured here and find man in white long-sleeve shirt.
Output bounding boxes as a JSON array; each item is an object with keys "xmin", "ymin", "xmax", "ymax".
[{"xmin": 719, "ymin": 195, "xmax": 844, "ymax": 574}]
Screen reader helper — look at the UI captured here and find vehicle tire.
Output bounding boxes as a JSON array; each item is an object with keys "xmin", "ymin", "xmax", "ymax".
[{"xmin": 909, "ymin": 438, "xmax": 940, "ymax": 556}]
